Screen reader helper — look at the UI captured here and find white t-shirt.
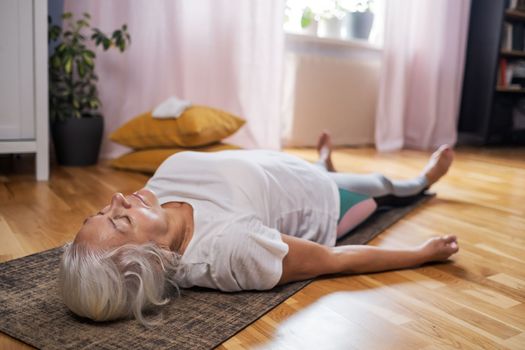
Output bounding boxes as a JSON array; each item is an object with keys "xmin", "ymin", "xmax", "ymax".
[{"xmin": 145, "ymin": 150, "xmax": 339, "ymax": 291}]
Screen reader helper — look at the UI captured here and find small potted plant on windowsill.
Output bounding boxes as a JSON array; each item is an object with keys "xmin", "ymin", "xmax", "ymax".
[
  {"xmin": 318, "ymin": 2, "xmax": 346, "ymax": 39},
  {"xmin": 343, "ymin": 0, "xmax": 375, "ymax": 40},
  {"xmin": 48, "ymin": 12, "xmax": 130, "ymax": 166},
  {"xmin": 300, "ymin": 7, "xmax": 318, "ymax": 35}
]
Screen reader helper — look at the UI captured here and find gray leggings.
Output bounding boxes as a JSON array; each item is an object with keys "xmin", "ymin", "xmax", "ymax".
[{"xmin": 315, "ymin": 161, "xmax": 429, "ymax": 202}]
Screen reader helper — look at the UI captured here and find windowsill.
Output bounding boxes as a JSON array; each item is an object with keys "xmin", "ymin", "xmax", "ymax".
[{"xmin": 285, "ymin": 32, "xmax": 382, "ymax": 52}]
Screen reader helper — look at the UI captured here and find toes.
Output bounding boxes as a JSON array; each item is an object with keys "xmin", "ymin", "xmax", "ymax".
[
  {"xmin": 437, "ymin": 144, "xmax": 452, "ymax": 153},
  {"xmin": 443, "ymin": 236, "xmax": 459, "ymax": 253},
  {"xmin": 443, "ymin": 235, "xmax": 457, "ymax": 243},
  {"xmin": 317, "ymin": 131, "xmax": 333, "ymax": 153},
  {"xmin": 317, "ymin": 132, "xmax": 329, "ymax": 150},
  {"xmin": 442, "ymin": 147, "xmax": 454, "ymax": 158},
  {"xmin": 433, "ymin": 145, "xmax": 453, "ymax": 159}
]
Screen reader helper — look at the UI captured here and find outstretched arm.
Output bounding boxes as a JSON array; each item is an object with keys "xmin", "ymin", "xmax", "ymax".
[{"xmin": 278, "ymin": 234, "xmax": 458, "ymax": 285}]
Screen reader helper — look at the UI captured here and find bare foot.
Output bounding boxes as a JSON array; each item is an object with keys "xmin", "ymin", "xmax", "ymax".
[
  {"xmin": 317, "ymin": 131, "xmax": 336, "ymax": 172},
  {"xmin": 420, "ymin": 235, "xmax": 459, "ymax": 262},
  {"xmin": 421, "ymin": 145, "xmax": 454, "ymax": 186}
]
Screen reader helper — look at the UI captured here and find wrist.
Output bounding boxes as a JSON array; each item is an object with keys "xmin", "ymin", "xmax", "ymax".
[{"xmin": 412, "ymin": 247, "xmax": 430, "ymax": 265}]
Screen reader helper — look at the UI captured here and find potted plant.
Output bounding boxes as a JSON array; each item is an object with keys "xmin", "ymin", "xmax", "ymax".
[
  {"xmin": 342, "ymin": 0, "xmax": 375, "ymax": 40},
  {"xmin": 318, "ymin": 1, "xmax": 346, "ymax": 39},
  {"xmin": 48, "ymin": 12, "xmax": 130, "ymax": 166},
  {"xmin": 300, "ymin": 7, "xmax": 318, "ymax": 35}
]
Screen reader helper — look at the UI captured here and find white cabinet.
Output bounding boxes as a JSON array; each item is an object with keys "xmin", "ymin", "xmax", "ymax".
[{"xmin": 0, "ymin": 0, "xmax": 49, "ymax": 181}]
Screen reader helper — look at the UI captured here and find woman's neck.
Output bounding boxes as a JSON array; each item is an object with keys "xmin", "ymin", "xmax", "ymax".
[{"xmin": 162, "ymin": 202, "xmax": 194, "ymax": 254}]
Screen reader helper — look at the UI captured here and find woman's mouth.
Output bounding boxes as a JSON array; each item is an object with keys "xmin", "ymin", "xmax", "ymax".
[{"xmin": 131, "ymin": 192, "xmax": 149, "ymax": 207}]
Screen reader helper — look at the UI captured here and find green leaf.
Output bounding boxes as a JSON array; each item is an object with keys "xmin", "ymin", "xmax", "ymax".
[
  {"xmin": 62, "ymin": 12, "xmax": 73, "ymax": 20},
  {"xmin": 49, "ymin": 25, "xmax": 61, "ymax": 42},
  {"xmin": 113, "ymin": 33, "xmax": 122, "ymax": 43},
  {"xmin": 102, "ymin": 38, "xmax": 111, "ymax": 50},
  {"xmin": 82, "ymin": 52, "xmax": 94, "ymax": 67},
  {"xmin": 77, "ymin": 19, "xmax": 89, "ymax": 28},
  {"xmin": 89, "ymin": 99, "xmax": 99, "ymax": 109},
  {"xmin": 64, "ymin": 56, "xmax": 73, "ymax": 74},
  {"xmin": 77, "ymin": 61, "xmax": 85, "ymax": 77},
  {"xmin": 301, "ymin": 7, "xmax": 314, "ymax": 28},
  {"xmin": 51, "ymin": 55, "xmax": 61, "ymax": 68},
  {"xmin": 83, "ymin": 12, "xmax": 91, "ymax": 19},
  {"xmin": 57, "ymin": 43, "xmax": 67, "ymax": 52}
]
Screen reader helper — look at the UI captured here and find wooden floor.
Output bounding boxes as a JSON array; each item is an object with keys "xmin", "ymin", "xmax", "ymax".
[{"xmin": 1, "ymin": 146, "xmax": 524, "ymax": 349}]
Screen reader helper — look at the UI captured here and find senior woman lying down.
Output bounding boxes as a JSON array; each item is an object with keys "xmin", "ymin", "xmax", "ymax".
[{"xmin": 59, "ymin": 132, "xmax": 458, "ymax": 325}]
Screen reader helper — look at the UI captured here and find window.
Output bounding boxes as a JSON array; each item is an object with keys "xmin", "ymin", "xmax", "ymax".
[{"xmin": 284, "ymin": 0, "xmax": 385, "ymax": 46}]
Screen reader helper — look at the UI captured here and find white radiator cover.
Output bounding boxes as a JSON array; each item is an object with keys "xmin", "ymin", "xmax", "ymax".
[{"xmin": 282, "ymin": 45, "xmax": 381, "ymax": 147}]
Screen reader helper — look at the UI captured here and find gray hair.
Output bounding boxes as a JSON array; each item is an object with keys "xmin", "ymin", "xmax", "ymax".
[{"xmin": 58, "ymin": 241, "xmax": 180, "ymax": 326}]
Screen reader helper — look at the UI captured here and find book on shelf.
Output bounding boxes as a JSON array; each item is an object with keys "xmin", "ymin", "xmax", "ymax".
[
  {"xmin": 498, "ymin": 58, "xmax": 525, "ymax": 88},
  {"xmin": 502, "ymin": 23, "xmax": 513, "ymax": 50},
  {"xmin": 501, "ymin": 22, "xmax": 525, "ymax": 51},
  {"xmin": 513, "ymin": 23, "xmax": 524, "ymax": 50},
  {"xmin": 499, "ymin": 58, "xmax": 508, "ymax": 86}
]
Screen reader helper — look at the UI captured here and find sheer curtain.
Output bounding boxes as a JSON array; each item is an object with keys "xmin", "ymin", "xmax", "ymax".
[
  {"xmin": 64, "ymin": 0, "xmax": 285, "ymax": 158},
  {"xmin": 375, "ymin": 0, "xmax": 471, "ymax": 151}
]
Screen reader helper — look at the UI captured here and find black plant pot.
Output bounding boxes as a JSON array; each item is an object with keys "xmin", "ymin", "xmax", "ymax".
[{"xmin": 51, "ymin": 116, "xmax": 104, "ymax": 166}]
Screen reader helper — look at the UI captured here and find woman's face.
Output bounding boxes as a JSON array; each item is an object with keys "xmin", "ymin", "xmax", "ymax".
[{"xmin": 74, "ymin": 188, "xmax": 171, "ymax": 249}]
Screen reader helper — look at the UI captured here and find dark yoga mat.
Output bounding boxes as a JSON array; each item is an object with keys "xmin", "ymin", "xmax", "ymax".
[{"xmin": 0, "ymin": 194, "xmax": 433, "ymax": 350}]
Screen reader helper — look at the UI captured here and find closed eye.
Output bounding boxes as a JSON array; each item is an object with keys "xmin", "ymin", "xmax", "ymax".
[{"xmin": 116, "ymin": 215, "xmax": 132, "ymax": 226}]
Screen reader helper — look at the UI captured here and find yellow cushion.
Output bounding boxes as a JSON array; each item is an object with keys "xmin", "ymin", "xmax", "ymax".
[
  {"xmin": 110, "ymin": 143, "xmax": 242, "ymax": 173},
  {"xmin": 110, "ymin": 106, "xmax": 245, "ymax": 149}
]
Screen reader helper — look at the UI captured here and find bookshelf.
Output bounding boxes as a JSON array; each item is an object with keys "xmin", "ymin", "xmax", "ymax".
[
  {"xmin": 500, "ymin": 49, "xmax": 525, "ymax": 58},
  {"xmin": 505, "ymin": 9, "xmax": 525, "ymax": 20},
  {"xmin": 458, "ymin": 0, "xmax": 525, "ymax": 144},
  {"xmin": 496, "ymin": 86, "xmax": 525, "ymax": 93}
]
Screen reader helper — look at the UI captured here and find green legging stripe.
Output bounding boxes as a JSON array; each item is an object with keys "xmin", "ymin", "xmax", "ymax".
[{"xmin": 338, "ymin": 188, "xmax": 370, "ymax": 222}]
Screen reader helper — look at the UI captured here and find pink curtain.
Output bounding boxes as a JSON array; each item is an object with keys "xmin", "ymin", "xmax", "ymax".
[
  {"xmin": 64, "ymin": 0, "xmax": 285, "ymax": 158},
  {"xmin": 375, "ymin": 0, "xmax": 471, "ymax": 151}
]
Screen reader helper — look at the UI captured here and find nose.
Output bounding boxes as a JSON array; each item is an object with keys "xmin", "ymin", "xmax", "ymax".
[{"xmin": 110, "ymin": 192, "xmax": 132, "ymax": 209}]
